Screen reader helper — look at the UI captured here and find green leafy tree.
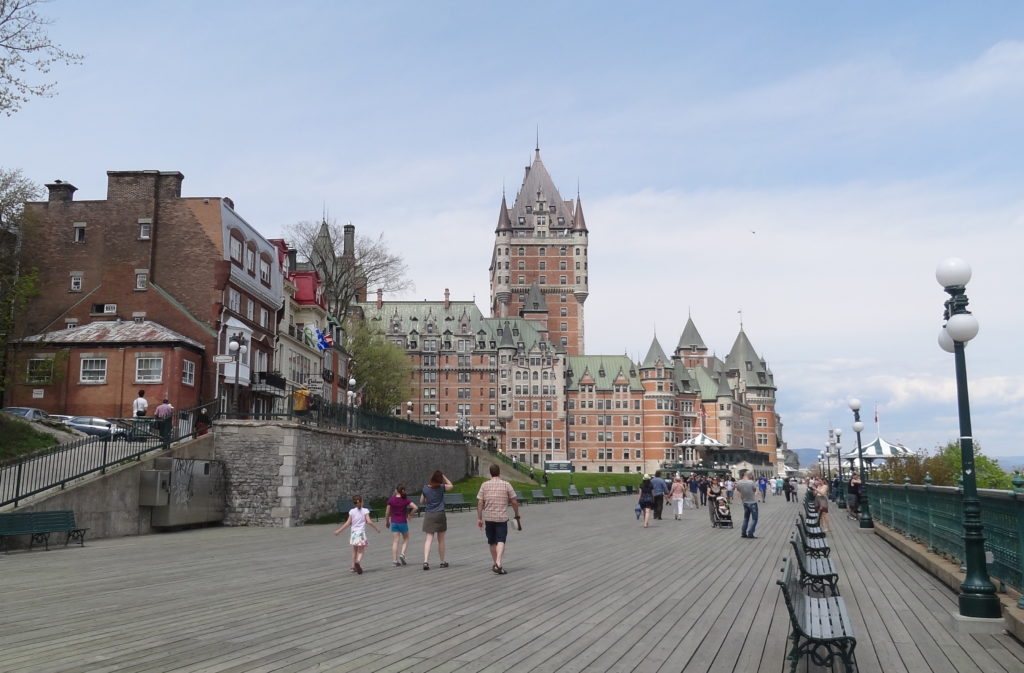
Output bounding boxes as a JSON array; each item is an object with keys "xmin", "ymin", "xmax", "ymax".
[
  {"xmin": 879, "ymin": 441, "xmax": 1012, "ymax": 489},
  {"xmin": 346, "ymin": 320, "xmax": 411, "ymax": 415},
  {"xmin": 934, "ymin": 440, "xmax": 1012, "ymax": 490},
  {"xmin": 0, "ymin": 167, "xmax": 42, "ymax": 394},
  {"xmin": 0, "ymin": 0, "xmax": 82, "ymax": 115}
]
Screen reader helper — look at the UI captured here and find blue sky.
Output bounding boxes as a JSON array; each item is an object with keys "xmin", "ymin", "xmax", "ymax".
[{"xmin": 5, "ymin": 1, "xmax": 1024, "ymax": 458}]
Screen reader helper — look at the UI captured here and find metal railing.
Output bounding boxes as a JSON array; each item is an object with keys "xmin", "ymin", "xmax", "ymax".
[
  {"xmin": 220, "ymin": 386, "xmax": 464, "ymax": 442},
  {"xmin": 867, "ymin": 476, "xmax": 1024, "ymax": 597},
  {"xmin": 0, "ymin": 403, "xmax": 213, "ymax": 508}
]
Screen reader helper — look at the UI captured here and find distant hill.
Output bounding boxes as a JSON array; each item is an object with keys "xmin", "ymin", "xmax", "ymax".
[
  {"xmin": 993, "ymin": 456, "xmax": 1024, "ymax": 472},
  {"xmin": 793, "ymin": 448, "xmax": 823, "ymax": 469}
]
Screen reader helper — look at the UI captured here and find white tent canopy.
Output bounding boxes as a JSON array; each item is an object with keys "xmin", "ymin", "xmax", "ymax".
[
  {"xmin": 674, "ymin": 433, "xmax": 725, "ymax": 448},
  {"xmin": 841, "ymin": 436, "xmax": 912, "ymax": 462}
]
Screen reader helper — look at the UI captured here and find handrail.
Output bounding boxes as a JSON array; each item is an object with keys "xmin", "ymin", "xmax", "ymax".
[{"xmin": 0, "ymin": 402, "xmax": 215, "ymax": 508}]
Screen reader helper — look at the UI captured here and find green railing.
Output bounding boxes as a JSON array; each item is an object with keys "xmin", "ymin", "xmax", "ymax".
[
  {"xmin": 867, "ymin": 475, "xmax": 1024, "ymax": 600},
  {"xmin": 220, "ymin": 388, "xmax": 463, "ymax": 443}
]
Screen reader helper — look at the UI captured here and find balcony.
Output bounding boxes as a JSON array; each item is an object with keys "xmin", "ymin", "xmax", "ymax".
[{"xmin": 251, "ymin": 371, "xmax": 287, "ymax": 395}]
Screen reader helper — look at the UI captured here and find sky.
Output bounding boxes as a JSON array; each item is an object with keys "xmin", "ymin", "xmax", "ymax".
[{"xmin": 5, "ymin": 1, "xmax": 1024, "ymax": 459}]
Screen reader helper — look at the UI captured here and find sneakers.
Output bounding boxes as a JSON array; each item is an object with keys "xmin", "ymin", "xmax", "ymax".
[
  {"xmin": 354, "ymin": 562, "xmax": 363, "ymax": 574},
  {"xmin": 423, "ymin": 563, "xmax": 429, "ymax": 570},
  {"xmin": 399, "ymin": 554, "xmax": 407, "ymax": 566},
  {"xmin": 393, "ymin": 561, "xmax": 401, "ymax": 567}
]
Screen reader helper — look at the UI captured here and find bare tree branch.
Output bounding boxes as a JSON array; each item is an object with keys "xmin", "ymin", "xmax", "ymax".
[{"xmin": 0, "ymin": 0, "xmax": 82, "ymax": 115}]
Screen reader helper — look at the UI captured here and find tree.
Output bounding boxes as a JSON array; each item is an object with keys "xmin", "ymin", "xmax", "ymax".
[
  {"xmin": 285, "ymin": 219, "xmax": 412, "ymax": 321},
  {"xmin": 0, "ymin": 167, "xmax": 42, "ymax": 395},
  {"xmin": 345, "ymin": 320, "xmax": 412, "ymax": 415},
  {"xmin": 0, "ymin": 0, "xmax": 82, "ymax": 116},
  {"xmin": 879, "ymin": 441, "xmax": 1012, "ymax": 490}
]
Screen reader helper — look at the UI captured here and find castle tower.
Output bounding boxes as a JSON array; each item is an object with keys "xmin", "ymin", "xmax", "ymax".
[{"xmin": 489, "ymin": 147, "xmax": 589, "ymax": 354}]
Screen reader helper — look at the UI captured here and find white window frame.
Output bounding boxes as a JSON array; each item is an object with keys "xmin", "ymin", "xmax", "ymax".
[
  {"xmin": 26, "ymin": 358, "xmax": 54, "ymax": 384},
  {"xmin": 135, "ymin": 357, "xmax": 163, "ymax": 383},
  {"xmin": 80, "ymin": 358, "xmax": 107, "ymax": 384},
  {"xmin": 230, "ymin": 237, "xmax": 243, "ymax": 263},
  {"xmin": 182, "ymin": 359, "xmax": 196, "ymax": 386},
  {"xmin": 228, "ymin": 288, "xmax": 241, "ymax": 312},
  {"xmin": 135, "ymin": 272, "xmax": 148, "ymax": 290},
  {"xmin": 138, "ymin": 219, "xmax": 152, "ymax": 240},
  {"xmin": 246, "ymin": 298, "xmax": 254, "ymax": 321},
  {"xmin": 70, "ymin": 275, "xmax": 82, "ymax": 292},
  {"xmin": 259, "ymin": 258, "xmax": 271, "ymax": 283},
  {"xmin": 260, "ymin": 307, "xmax": 269, "ymax": 328}
]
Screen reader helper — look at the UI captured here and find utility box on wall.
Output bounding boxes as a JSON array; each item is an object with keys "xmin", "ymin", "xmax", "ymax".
[{"xmin": 142, "ymin": 457, "xmax": 226, "ymax": 527}]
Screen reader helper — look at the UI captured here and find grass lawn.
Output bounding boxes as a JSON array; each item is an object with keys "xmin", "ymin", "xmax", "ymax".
[{"xmin": 0, "ymin": 414, "xmax": 59, "ymax": 464}]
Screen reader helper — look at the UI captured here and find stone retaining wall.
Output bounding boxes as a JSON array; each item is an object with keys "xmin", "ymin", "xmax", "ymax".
[{"xmin": 214, "ymin": 420, "xmax": 467, "ymax": 527}]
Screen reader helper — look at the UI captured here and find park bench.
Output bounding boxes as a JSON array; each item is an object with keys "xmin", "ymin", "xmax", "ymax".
[
  {"xmin": 624, "ymin": 485, "xmax": 635, "ymax": 495},
  {"xmin": 0, "ymin": 510, "xmax": 88, "ymax": 553},
  {"xmin": 567, "ymin": 485, "xmax": 582, "ymax": 500},
  {"xmin": 336, "ymin": 498, "xmax": 378, "ymax": 520},
  {"xmin": 795, "ymin": 517, "xmax": 831, "ymax": 558},
  {"xmin": 789, "ymin": 535, "xmax": 840, "ymax": 596},
  {"xmin": 583, "ymin": 487, "xmax": 596, "ymax": 498},
  {"xmin": 514, "ymin": 490, "xmax": 530, "ymax": 506},
  {"xmin": 597, "ymin": 487, "xmax": 609, "ymax": 497},
  {"xmin": 799, "ymin": 512, "xmax": 825, "ymax": 538},
  {"xmin": 443, "ymin": 492, "xmax": 472, "ymax": 512},
  {"xmin": 530, "ymin": 489, "xmax": 549, "ymax": 503},
  {"xmin": 550, "ymin": 488, "xmax": 567, "ymax": 501},
  {"xmin": 777, "ymin": 557, "xmax": 857, "ymax": 672},
  {"xmin": 608, "ymin": 486, "xmax": 619, "ymax": 495}
]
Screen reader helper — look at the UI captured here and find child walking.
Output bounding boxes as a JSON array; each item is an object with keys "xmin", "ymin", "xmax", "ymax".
[
  {"xmin": 333, "ymin": 495, "xmax": 380, "ymax": 574},
  {"xmin": 384, "ymin": 485, "xmax": 419, "ymax": 567}
]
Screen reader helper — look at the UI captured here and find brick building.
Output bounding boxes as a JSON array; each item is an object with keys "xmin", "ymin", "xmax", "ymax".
[{"xmin": 5, "ymin": 171, "xmax": 285, "ymax": 417}]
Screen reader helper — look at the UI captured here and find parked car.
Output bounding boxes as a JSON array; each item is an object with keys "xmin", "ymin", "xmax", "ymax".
[
  {"xmin": 49, "ymin": 414, "xmax": 75, "ymax": 424},
  {"xmin": 2, "ymin": 406, "xmax": 51, "ymax": 422},
  {"xmin": 67, "ymin": 416, "xmax": 125, "ymax": 437}
]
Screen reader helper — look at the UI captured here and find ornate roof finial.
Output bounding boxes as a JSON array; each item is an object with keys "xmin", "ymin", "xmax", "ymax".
[{"xmin": 535, "ymin": 125, "xmax": 540, "ymax": 153}]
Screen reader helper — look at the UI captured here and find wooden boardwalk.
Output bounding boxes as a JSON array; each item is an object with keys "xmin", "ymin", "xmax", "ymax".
[{"xmin": 2, "ymin": 490, "xmax": 1023, "ymax": 673}]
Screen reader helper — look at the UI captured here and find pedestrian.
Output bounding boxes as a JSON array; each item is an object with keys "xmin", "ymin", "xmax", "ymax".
[
  {"xmin": 830, "ymin": 474, "xmax": 840, "ymax": 502},
  {"xmin": 724, "ymin": 477, "xmax": 735, "ymax": 502},
  {"xmin": 788, "ymin": 477, "xmax": 799, "ymax": 503},
  {"xmin": 384, "ymin": 485, "xmax": 418, "ymax": 567},
  {"xmin": 542, "ymin": 473, "xmax": 549, "ymax": 487},
  {"xmin": 292, "ymin": 385, "xmax": 311, "ymax": 422},
  {"xmin": 651, "ymin": 470, "xmax": 668, "ymax": 520},
  {"xmin": 698, "ymin": 476, "xmax": 709, "ymax": 506},
  {"xmin": 475, "ymin": 464, "xmax": 521, "ymax": 574},
  {"xmin": 132, "ymin": 389, "xmax": 149, "ymax": 417},
  {"xmin": 195, "ymin": 407, "xmax": 212, "ymax": 437},
  {"xmin": 154, "ymin": 398, "xmax": 174, "ymax": 444},
  {"xmin": 782, "ymin": 476, "xmax": 793, "ymax": 502},
  {"xmin": 736, "ymin": 472, "xmax": 759, "ymax": 538},
  {"xmin": 757, "ymin": 475, "xmax": 768, "ymax": 503},
  {"xmin": 669, "ymin": 476, "xmax": 686, "ymax": 519},
  {"xmin": 637, "ymin": 474, "xmax": 655, "ymax": 528},
  {"xmin": 687, "ymin": 474, "xmax": 700, "ymax": 510},
  {"xmin": 815, "ymin": 479, "xmax": 831, "ymax": 532},
  {"xmin": 333, "ymin": 495, "xmax": 380, "ymax": 574},
  {"xmin": 420, "ymin": 470, "xmax": 453, "ymax": 570},
  {"xmin": 775, "ymin": 476, "xmax": 784, "ymax": 496},
  {"xmin": 846, "ymin": 474, "xmax": 862, "ymax": 519},
  {"xmin": 529, "ymin": 466, "xmax": 535, "ymax": 480}
]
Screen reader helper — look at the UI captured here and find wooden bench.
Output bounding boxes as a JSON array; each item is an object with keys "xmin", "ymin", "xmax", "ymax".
[
  {"xmin": 795, "ymin": 517, "xmax": 831, "ymax": 558},
  {"xmin": 790, "ymin": 534, "xmax": 840, "ymax": 596},
  {"xmin": 336, "ymin": 498, "xmax": 377, "ymax": 520},
  {"xmin": 443, "ymin": 492, "xmax": 472, "ymax": 512},
  {"xmin": 583, "ymin": 487, "xmax": 596, "ymax": 498},
  {"xmin": 550, "ymin": 488, "xmax": 567, "ymax": 501},
  {"xmin": 777, "ymin": 557, "xmax": 857, "ymax": 672},
  {"xmin": 514, "ymin": 490, "xmax": 530, "ymax": 506},
  {"xmin": 597, "ymin": 487, "xmax": 609, "ymax": 497},
  {"xmin": 624, "ymin": 485, "xmax": 635, "ymax": 495},
  {"xmin": 567, "ymin": 485, "xmax": 582, "ymax": 500},
  {"xmin": 530, "ymin": 489, "xmax": 549, "ymax": 504},
  {"xmin": 800, "ymin": 512, "xmax": 825, "ymax": 538},
  {"xmin": 608, "ymin": 486, "xmax": 619, "ymax": 495},
  {"xmin": 0, "ymin": 510, "xmax": 88, "ymax": 553}
]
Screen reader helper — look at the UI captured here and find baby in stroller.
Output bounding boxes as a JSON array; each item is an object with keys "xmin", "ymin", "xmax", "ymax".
[{"xmin": 710, "ymin": 496, "xmax": 733, "ymax": 528}]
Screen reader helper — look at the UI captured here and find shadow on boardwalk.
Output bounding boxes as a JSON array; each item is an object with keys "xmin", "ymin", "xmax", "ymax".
[{"xmin": 2, "ymin": 491, "xmax": 1023, "ymax": 672}]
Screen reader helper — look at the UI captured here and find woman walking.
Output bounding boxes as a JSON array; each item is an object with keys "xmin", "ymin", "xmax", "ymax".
[
  {"xmin": 420, "ymin": 470, "xmax": 453, "ymax": 570},
  {"xmin": 814, "ymin": 478, "xmax": 831, "ymax": 532},
  {"xmin": 637, "ymin": 475, "xmax": 655, "ymax": 528},
  {"xmin": 707, "ymin": 477, "xmax": 723, "ymax": 526},
  {"xmin": 384, "ymin": 485, "xmax": 419, "ymax": 567},
  {"xmin": 669, "ymin": 476, "xmax": 687, "ymax": 519}
]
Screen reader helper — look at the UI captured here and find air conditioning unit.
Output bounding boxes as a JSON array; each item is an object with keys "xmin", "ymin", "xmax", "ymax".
[{"xmin": 103, "ymin": 304, "xmax": 117, "ymax": 314}]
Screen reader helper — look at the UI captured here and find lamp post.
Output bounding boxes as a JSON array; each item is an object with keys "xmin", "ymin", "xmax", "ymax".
[
  {"xmin": 407, "ymin": 400, "xmax": 413, "ymax": 422},
  {"xmin": 346, "ymin": 377, "xmax": 356, "ymax": 428},
  {"xmin": 227, "ymin": 332, "xmax": 248, "ymax": 416},
  {"xmin": 936, "ymin": 257, "xmax": 1001, "ymax": 619},
  {"xmin": 849, "ymin": 398, "xmax": 873, "ymax": 528},
  {"xmin": 835, "ymin": 428, "xmax": 846, "ymax": 509}
]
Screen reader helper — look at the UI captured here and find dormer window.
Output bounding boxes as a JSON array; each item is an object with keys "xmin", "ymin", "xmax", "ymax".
[{"xmin": 526, "ymin": 206, "xmax": 532, "ymax": 213}]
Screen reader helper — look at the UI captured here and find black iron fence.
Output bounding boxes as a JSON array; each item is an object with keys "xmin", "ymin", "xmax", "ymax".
[
  {"xmin": 220, "ymin": 385, "xmax": 463, "ymax": 442},
  {"xmin": 0, "ymin": 403, "xmax": 213, "ymax": 508}
]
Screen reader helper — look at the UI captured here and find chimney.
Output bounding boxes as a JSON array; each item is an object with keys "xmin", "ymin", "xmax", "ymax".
[
  {"xmin": 343, "ymin": 223, "xmax": 355, "ymax": 258},
  {"xmin": 376, "ymin": 288, "xmax": 383, "ymax": 309},
  {"xmin": 157, "ymin": 171, "xmax": 184, "ymax": 199},
  {"xmin": 46, "ymin": 180, "xmax": 77, "ymax": 203},
  {"xmin": 444, "ymin": 288, "xmax": 450, "ymax": 310},
  {"xmin": 287, "ymin": 249, "xmax": 297, "ymax": 272}
]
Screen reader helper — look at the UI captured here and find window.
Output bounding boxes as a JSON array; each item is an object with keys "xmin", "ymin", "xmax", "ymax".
[
  {"xmin": 539, "ymin": 275, "xmax": 546, "ymax": 285},
  {"xmin": 246, "ymin": 299, "xmax": 254, "ymax": 321},
  {"xmin": 70, "ymin": 274, "xmax": 82, "ymax": 292},
  {"xmin": 73, "ymin": 222, "xmax": 86, "ymax": 243},
  {"xmin": 228, "ymin": 288, "xmax": 241, "ymax": 312},
  {"xmin": 539, "ymin": 261, "xmax": 546, "ymax": 270},
  {"xmin": 260, "ymin": 308, "xmax": 270, "ymax": 328},
  {"xmin": 26, "ymin": 358, "xmax": 53, "ymax": 384},
  {"xmin": 182, "ymin": 359, "xmax": 196, "ymax": 386},
  {"xmin": 135, "ymin": 271, "xmax": 148, "ymax": 290},
  {"xmin": 136, "ymin": 357, "xmax": 163, "ymax": 383},
  {"xmin": 539, "ymin": 248, "xmax": 546, "ymax": 256},
  {"xmin": 80, "ymin": 358, "xmax": 107, "ymax": 384},
  {"xmin": 246, "ymin": 247, "xmax": 256, "ymax": 274},
  {"xmin": 260, "ymin": 258, "xmax": 272, "ymax": 284},
  {"xmin": 229, "ymin": 236, "xmax": 243, "ymax": 263},
  {"xmin": 138, "ymin": 219, "xmax": 152, "ymax": 239}
]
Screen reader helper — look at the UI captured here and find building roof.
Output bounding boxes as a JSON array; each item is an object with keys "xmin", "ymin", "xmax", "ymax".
[
  {"xmin": 17, "ymin": 320, "xmax": 205, "ymax": 350},
  {"xmin": 521, "ymin": 282, "xmax": 547, "ymax": 314},
  {"xmin": 641, "ymin": 335, "xmax": 670, "ymax": 368},
  {"xmin": 725, "ymin": 329, "xmax": 775, "ymax": 390},
  {"xmin": 677, "ymin": 317, "xmax": 707, "ymax": 352},
  {"xmin": 841, "ymin": 436, "xmax": 912, "ymax": 461},
  {"xmin": 565, "ymin": 355, "xmax": 641, "ymax": 391},
  {"xmin": 509, "ymin": 150, "xmax": 576, "ymax": 231}
]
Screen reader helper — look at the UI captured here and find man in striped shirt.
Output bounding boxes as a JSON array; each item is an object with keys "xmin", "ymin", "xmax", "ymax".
[{"xmin": 476, "ymin": 464, "xmax": 520, "ymax": 575}]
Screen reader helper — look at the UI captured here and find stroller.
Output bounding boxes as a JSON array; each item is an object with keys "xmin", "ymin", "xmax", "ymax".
[{"xmin": 710, "ymin": 497, "xmax": 733, "ymax": 528}]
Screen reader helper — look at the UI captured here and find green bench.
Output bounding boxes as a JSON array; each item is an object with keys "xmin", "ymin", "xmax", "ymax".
[
  {"xmin": 531, "ymin": 489, "xmax": 549, "ymax": 503},
  {"xmin": 0, "ymin": 510, "xmax": 88, "ymax": 553},
  {"xmin": 443, "ymin": 492, "xmax": 472, "ymax": 512},
  {"xmin": 336, "ymin": 498, "xmax": 377, "ymax": 520},
  {"xmin": 550, "ymin": 488, "xmax": 567, "ymax": 501},
  {"xmin": 514, "ymin": 490, "xmax": 530, "ymax": 506},
  {"xmin": 795, "ymin": 517, "xmax": 830, "ymax": 558},
  {"xmin": 567, "ymin": 485, "xmax": 582, "ymax": 500},
  {"xmin": 597, "ymin": 487, "xmax": 609, "ymax": 497},
  {"xmin": 777, "ymin": 557, "xmax": 856, "ymax": 672},
  {"xmin": 799, "ymin": 512, "xmax": 825, "ymax": 538},
  {"xmin": 789, "ymin": 535, "xmax": 840, "ymax": 596},
  {"xmin": 583, "ymin": 487, "xmax": 596, "ymax": 498}
]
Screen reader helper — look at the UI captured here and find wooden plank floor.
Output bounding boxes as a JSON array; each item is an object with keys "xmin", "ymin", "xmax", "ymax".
[{"xmin": 1, "ymin": 489, "xmax": 1022, "ymax": 673}]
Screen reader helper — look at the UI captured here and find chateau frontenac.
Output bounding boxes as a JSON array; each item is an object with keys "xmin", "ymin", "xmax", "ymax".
[{"xmin": 356, "ymin": 148, "xmax": 785, "ymax": 474}]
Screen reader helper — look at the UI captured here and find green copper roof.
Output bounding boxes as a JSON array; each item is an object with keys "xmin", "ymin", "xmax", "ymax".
[
  {"xmin": 677, "ymin": 317, "xmax": 707, "ymax": 352},
  {"xmin": 725, "ymin": 329, "xmax": 775, "ymax": 390},
  {"xmin": 521, "ymin": 282, "xmax": 547, "ymax": 314},
  {"xmin": 641, "ymin": 335, "xmax": 670, "ymax": 368},
  {"xmin": 565, "ymin": 355, "xmax": 642, "ymax": 391}
]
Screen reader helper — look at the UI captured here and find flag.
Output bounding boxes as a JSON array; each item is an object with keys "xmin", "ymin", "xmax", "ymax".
[
  {"xmin": 315, "ymin": 328, "xmax": 329, "ymax": 351},
  {"xmin": 324, "ymin": 331, "xmax": 335, "ymax": 347}
]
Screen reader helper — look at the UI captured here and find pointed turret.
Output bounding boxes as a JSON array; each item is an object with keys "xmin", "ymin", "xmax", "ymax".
[
  {"xmin": 640, "ymin": 335, "xmax": 669, "ymax": 369},
  {"xmin": 725, "ymin": 328, "xmax": 774, "ymax": 390},
  {"xmin": 498, "ymin": 320, "xmax": 516, "ymax": 349},
  {"xmin": 495, "ymin": 193, "xmax": 512, "ymax": 233},
  {"xmin": 677, "ymin": 317, "xmax": 707, "ymax": 352},
  {"xmin": 573, "ymin": 194, "xmax": 589, "ymax": 233},
  {"xmin": 521, "ymin": 282, "xmax": 547, "ymax": 315}
]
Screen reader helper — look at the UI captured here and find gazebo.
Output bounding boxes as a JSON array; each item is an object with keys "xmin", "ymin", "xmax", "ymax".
[
  {"xmin": 842, "ymin": 436, "xmax": 912, "ymax": 471},
  {"xmin": 674, "ymin": 433, "xmax": 725, "ymax": 466}
]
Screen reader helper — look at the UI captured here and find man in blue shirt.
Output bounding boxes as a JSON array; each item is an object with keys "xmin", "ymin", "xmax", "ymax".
[
  {"xmin": 757, "ymin": 476, "xmax": 768, "ymax": 503},
  {"xmin": 651, "ymin": 471, "xmax": 668, "ymax": 520}
]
